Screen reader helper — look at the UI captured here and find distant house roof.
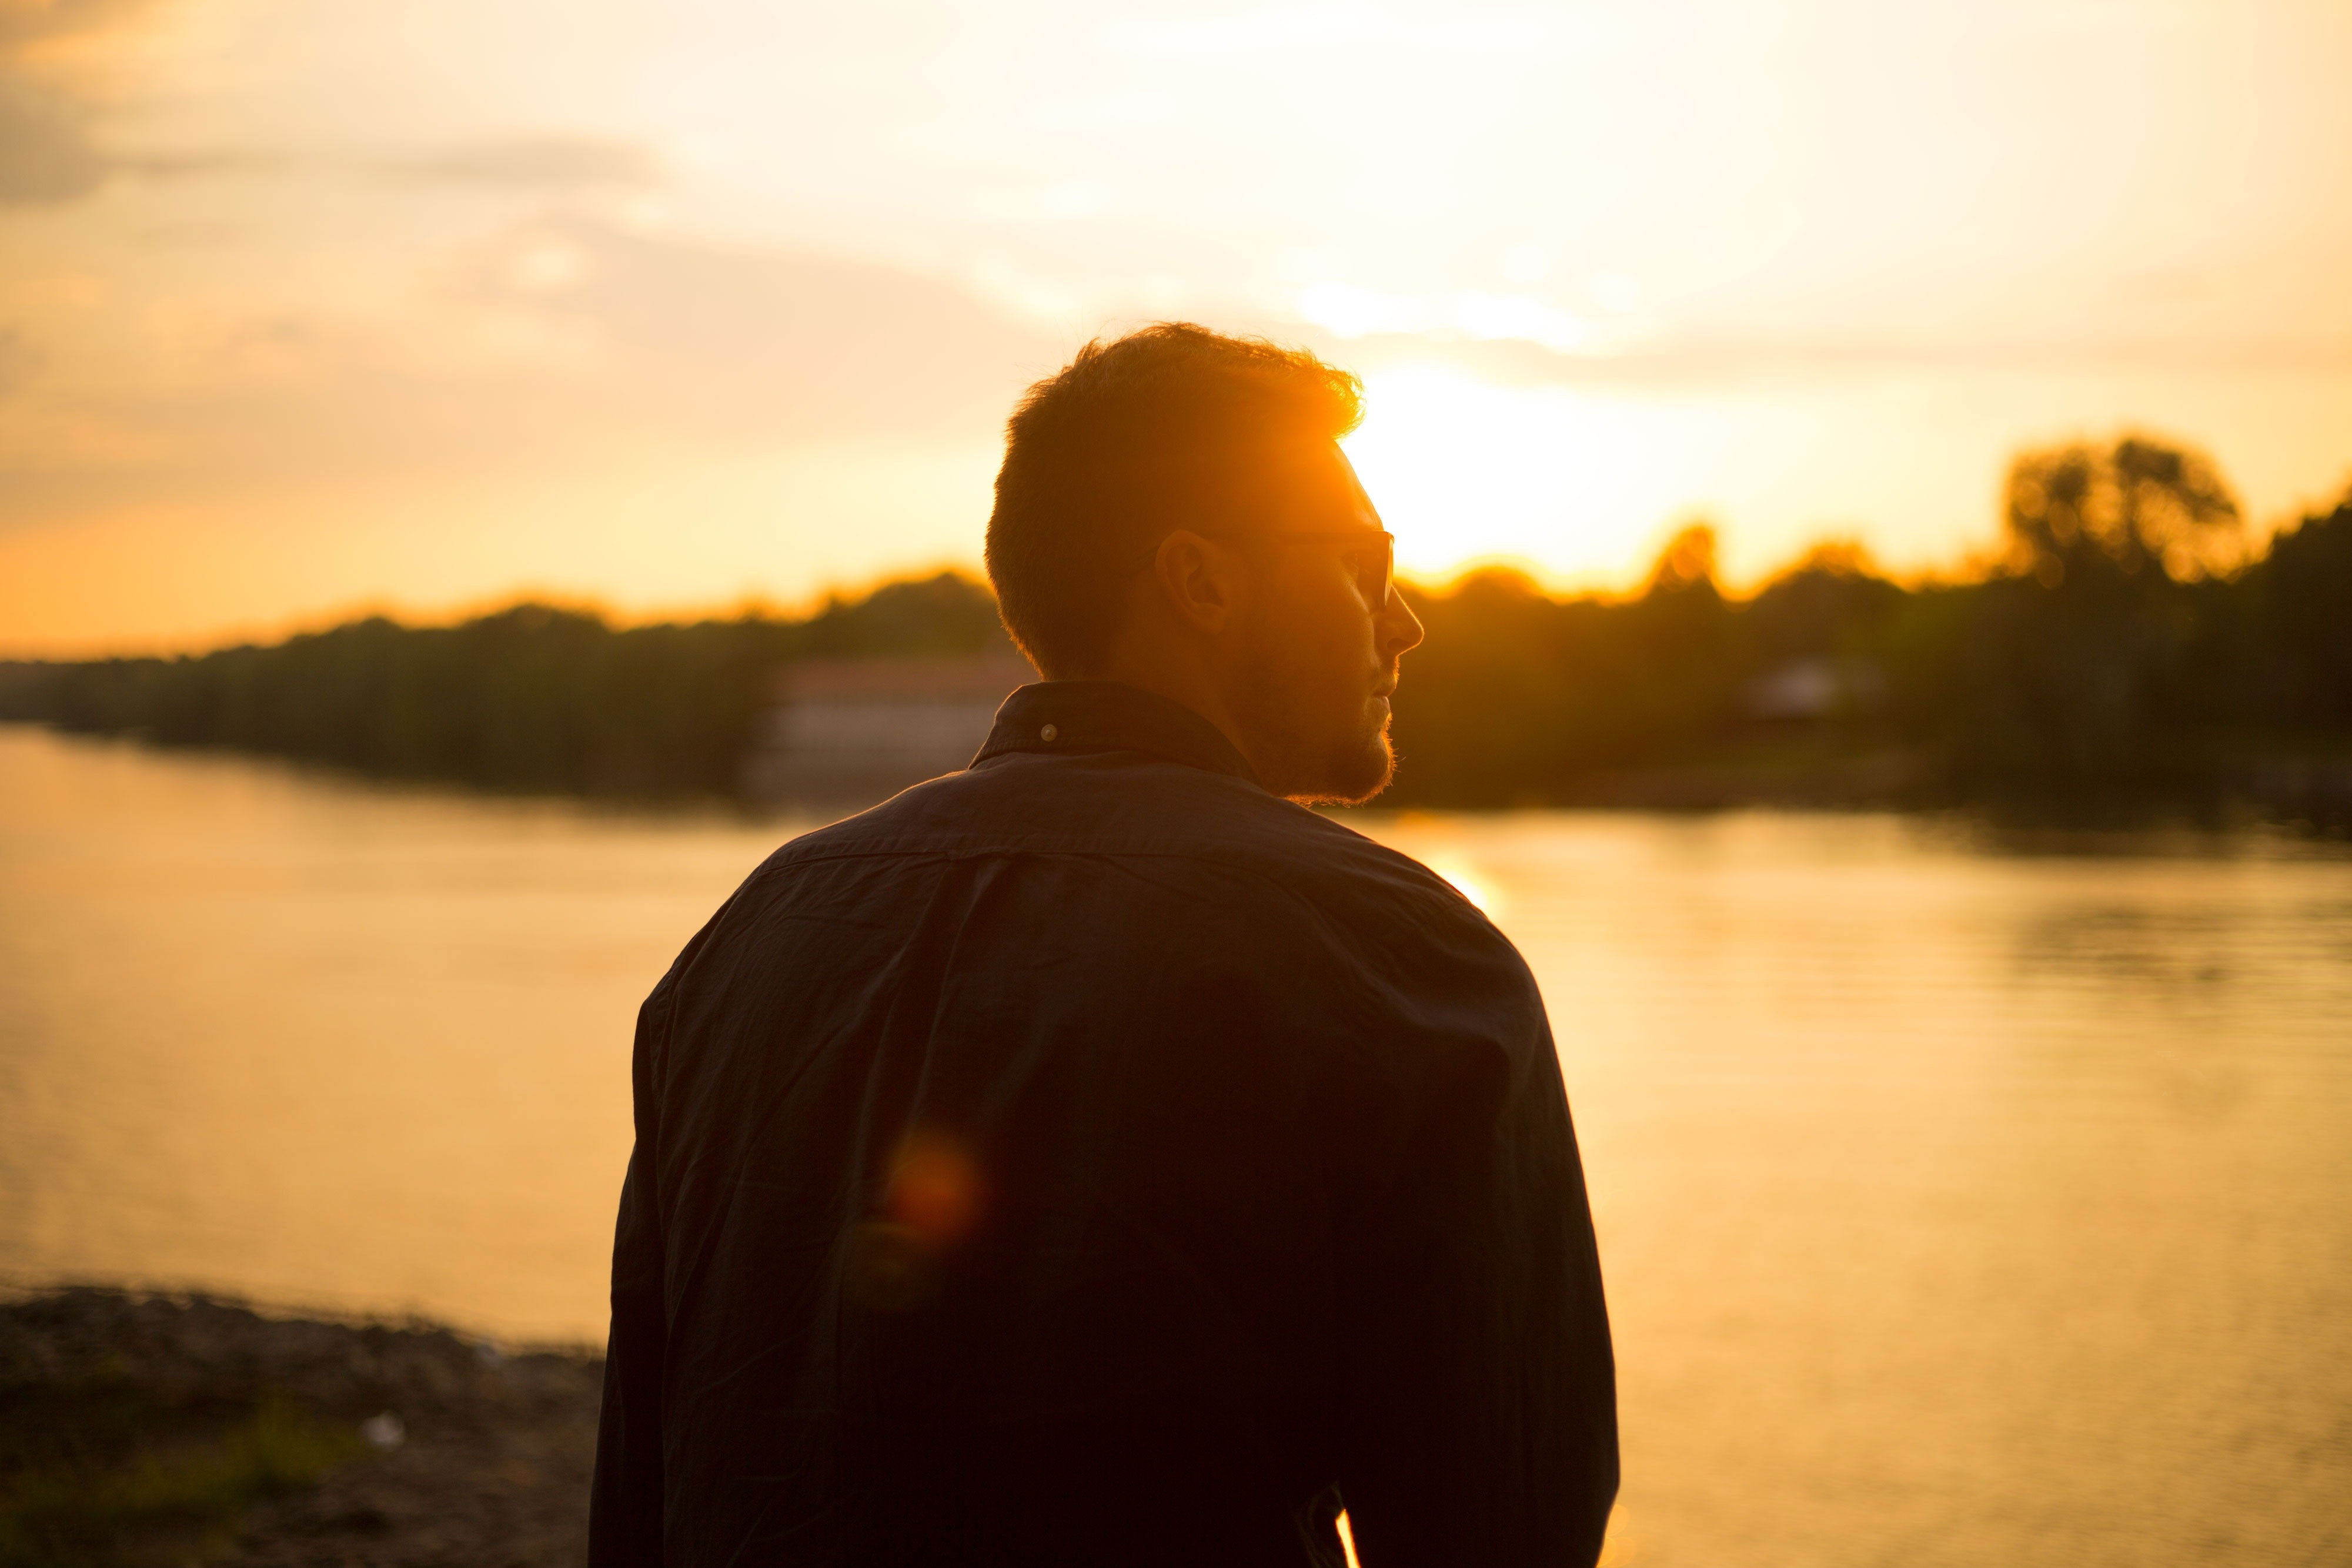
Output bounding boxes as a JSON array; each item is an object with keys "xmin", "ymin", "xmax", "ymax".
[
  {"xmin": 743, "ymin": 650, "xmax": 1039, "ymax": 807},
  {"xmin": 771, "ymin": 652, "xmax": 1035, "ymax": 704},
  {"xmin": 1741, "ymin": 656, "xmax": 1887, "ymax": 721}
]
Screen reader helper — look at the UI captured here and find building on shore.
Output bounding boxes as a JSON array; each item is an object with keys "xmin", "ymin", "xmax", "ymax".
[{"xmin": 741, "ymin": 651, "xmax": 1034, "ymax": 808}]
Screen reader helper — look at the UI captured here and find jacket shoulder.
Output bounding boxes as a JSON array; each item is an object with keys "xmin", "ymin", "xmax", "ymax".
[{"xmin": 761, "ymin": 753, "xmax": 1482, "ymax": 927}]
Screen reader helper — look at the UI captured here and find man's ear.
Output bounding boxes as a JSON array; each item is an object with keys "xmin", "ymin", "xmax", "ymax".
[{"xmin": 1150, "ymin": 529, "xmax": 1247, "ymax": 636}]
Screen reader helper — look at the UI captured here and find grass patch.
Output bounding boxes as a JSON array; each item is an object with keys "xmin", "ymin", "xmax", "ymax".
[{"xmin": 0, "ymin": 1392, "xmax": 366, "ymax": 1568}]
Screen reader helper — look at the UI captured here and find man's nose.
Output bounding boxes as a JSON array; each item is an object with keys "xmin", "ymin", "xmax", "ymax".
[{"xmin": 1380, "ymin": 590, "xmax": 1426, "ymax": 657}]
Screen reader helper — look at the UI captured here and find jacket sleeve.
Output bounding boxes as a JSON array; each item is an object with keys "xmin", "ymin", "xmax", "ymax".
[
  {"xmin": 589, "ymin": 979, "xmax": 678, "ymax": 1566},
  {"xmin": 1332, "ymin": 984, "xmax": 1618, "ymax": 1567}
]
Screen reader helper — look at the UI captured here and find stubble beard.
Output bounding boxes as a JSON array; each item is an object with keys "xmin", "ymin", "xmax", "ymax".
[
  {"xmin": 1239, "ymin": 679, "xmax": 1396, "ymax": 805},
  {"xmin": 1307, "ymin": 717, "xmax": 1396, "ymax": 807},
  {"xmin": 1231, "ymin": 600, "xmax": 1400, "ymax": 803}
]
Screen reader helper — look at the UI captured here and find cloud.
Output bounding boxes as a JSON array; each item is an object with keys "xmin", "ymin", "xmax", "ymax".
[
  {"xmin": 0, "ymin": 216, "xmax": 1070, "ymax": 526},
  {"xmin": 439, "ymin": 216, "xmax": 1065, "ymax": 439},
  {"xmin": 0, "ymin": 0, "xmax": 156, "ymax": 205},
  {"xmin": 0, "ymin": 327, "xmax": 34, "ymax": 397},
  {"xmin": 1318, "ymin": 310, "xmax": 2352, "ymax": 391},
  {"xmin": 383, "ymin": 135, "xmax": 665, "ymax": 190},
  {"xmin": 0, "ymin": 74, "xmax": 106, "ymax": 201},
  {"xmin": 0, "ymin": 0, "xmax": 152, "ymax": 51}
]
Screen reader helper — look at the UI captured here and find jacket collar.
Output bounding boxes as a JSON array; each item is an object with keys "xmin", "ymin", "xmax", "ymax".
[{"xmin": 972, "ymin": 681, "xmax": 1263, "ymax": 788}]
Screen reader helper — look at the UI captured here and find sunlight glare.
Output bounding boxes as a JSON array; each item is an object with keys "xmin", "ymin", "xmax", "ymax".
[
  {"xmin": 1343, "ymin": 365, "xmax": 1735, "ymax": 591},
  {"xmin": 1426, "ymin": 857, "xmax": 1501, "ymax": 918}
]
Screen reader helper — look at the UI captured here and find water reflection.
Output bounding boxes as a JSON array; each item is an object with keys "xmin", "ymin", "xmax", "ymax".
[
  {"xmin": 1374, "ymin": 810, "xmax": 2350, "ymax": 1566},
  {"xmin": 2, "ymin": 728, "xmax": 2346, "ymax": 1566}
]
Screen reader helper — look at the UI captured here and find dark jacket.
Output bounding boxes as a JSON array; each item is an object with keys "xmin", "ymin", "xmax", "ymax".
[{"xmin": 591, "ymin": 680, "xmax": 1616, "ymax": 1567}]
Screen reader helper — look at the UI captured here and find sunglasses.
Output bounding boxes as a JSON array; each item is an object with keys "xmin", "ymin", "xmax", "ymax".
[
  {"xmin": 1258, "ymin": 529, "xmax": 1396, "ymax": 610},
  {"xmin": 1161, "ymin": 529, "xmax": 1395, "ymax": 610}
]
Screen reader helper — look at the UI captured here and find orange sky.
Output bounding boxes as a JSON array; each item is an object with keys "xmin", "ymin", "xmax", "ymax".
[{"xmin": 4, "ymin": 0, "xmax": 2350, "ymax": 654}]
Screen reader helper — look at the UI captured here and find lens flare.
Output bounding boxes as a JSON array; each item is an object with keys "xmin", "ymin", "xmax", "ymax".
[{"xmin": 886, "ymin": 1129, "xmax": 985, "ymax": 1248}]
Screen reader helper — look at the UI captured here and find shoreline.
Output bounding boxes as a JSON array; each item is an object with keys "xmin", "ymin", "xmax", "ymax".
[
  {"xmin": 6, "ymin": 720, "xmax": 2348, "ymax": 835},
  {"xmin": 0, "ymin": 1287, "xmax": 603, "ymax": 1567}
]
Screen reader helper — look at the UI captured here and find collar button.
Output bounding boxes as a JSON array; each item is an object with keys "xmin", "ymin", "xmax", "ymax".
[{"xmin": 1039, "ymin": 723, "xmax": 1059, "ymax": 743}]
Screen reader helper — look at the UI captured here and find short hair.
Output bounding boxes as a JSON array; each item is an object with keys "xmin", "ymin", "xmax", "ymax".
[{"xmin": 985, "ymin": 322, "xmax": 1364, "ymax": 676}]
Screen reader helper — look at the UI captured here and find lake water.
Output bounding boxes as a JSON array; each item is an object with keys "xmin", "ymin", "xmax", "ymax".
[{"xmin": 2, "ymin": 724, "xmax": 2348, "ymax": 1566}]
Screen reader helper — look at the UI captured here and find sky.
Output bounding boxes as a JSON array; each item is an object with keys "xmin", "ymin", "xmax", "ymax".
[{"xmin": 3, "ymin": 0, "xmax": 2350, "ymax": 654}]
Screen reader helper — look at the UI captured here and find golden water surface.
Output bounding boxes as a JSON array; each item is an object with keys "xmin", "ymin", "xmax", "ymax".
[{"xmin": 2, "ymin": 727, "xmax": 2347, "ymax": 1566}]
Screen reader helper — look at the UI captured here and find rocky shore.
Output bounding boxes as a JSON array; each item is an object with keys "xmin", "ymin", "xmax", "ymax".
[{"xmin": 0, "ymin": 1288, "xmax": 603, "ymax": 1567}]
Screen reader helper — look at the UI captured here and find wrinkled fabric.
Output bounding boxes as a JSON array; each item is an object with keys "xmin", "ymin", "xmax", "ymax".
[{"xmin": 590, "ymin": 681, "xmax": 1616, "ymax": 1568}]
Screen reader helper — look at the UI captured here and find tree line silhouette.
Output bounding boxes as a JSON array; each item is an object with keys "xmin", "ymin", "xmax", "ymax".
[
  {"xmin": 1389, "ymin": 439, "xmax": 2350, "ymax": 817},
  {"xmin": 3, "ymin": 434, "xmax": 2347, "ymax": 818},
  {"xmin": 0, "ymin": 573, "xmax": 1010, "ymax": 797}
]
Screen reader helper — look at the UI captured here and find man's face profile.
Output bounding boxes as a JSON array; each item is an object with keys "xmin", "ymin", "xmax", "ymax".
[
  {"xmin": 985, "ymin": 326, "xmax": 1426, "ymax": 803},
  {"xmin": 1224, "ymin": 443, "xmax": 1425, "ymax": 806}
]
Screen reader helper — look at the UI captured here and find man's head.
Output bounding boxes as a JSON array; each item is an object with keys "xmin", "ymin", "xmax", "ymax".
[{"xmin": 986, "ymin": 323, "xmax": 1425, "ymax": 804}]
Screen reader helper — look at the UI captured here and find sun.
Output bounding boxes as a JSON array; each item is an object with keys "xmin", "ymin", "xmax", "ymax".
[{"xmin": 1342, "ymin": 363, "xmax": 1722, "ymax": 591}]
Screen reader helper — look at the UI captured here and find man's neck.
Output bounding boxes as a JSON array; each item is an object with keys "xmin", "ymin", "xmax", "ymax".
[{"xmin": 1075, "ymin": 655, "xmax": 1257, "ymax": 784}]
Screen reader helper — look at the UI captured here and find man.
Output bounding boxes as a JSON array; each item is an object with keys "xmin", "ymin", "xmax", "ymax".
[{"xmin": 591, "ymin": 323, "xmax": 1616, "ymax": 1567}]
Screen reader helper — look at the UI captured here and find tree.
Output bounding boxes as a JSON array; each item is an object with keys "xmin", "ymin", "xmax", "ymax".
[
  {"xmin": 2004, "ymin": 436, "xmax": 2241, "ymax": 588},
  {"xmin": 1951, "ymin": 434, "xmax": 2244, "ymax": 795},
  {"xmin": 2249, "ymin": 487, "xmax": 2352, "ymax": 730}
]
